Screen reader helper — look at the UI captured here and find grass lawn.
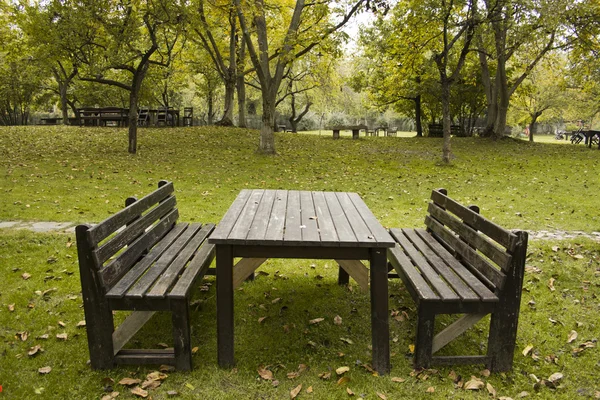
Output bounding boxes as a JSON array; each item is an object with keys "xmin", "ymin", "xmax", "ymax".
[{"xmin": 0, "ymin": 126, "xmax": 599, "ymax": 399}]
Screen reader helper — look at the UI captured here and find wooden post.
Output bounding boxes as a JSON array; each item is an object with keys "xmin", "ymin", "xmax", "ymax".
[
  {"xmin": 352, "ymin": 128, "xmax": 360, "ymax": 139},
  {"xmin": 370, "ymin": 249, "xmax": 390, "ymax": 375},
  {"xmin": 333, "ymin": 129, "xmax": 340, "ymax": 139},
  {"xmin": 171, "ymin": 300, "xmax": 192, "ymax": 371},
  {"xmin": 216, "ymin": 245, "xmax": 235, "ymax": 368}
]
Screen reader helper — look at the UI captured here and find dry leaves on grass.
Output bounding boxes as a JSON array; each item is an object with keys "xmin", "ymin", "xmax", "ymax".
[
  {"xmin": 118, "ymin": 378, "xmax": 142, "ymax": 386},
  {"xmin": 130, "ymin": 387, "xmax": 148, "ymax": 398},
  {"xmin": 334, "ymin": 315, "xmax": 342, "ymax": 325},
  {"xmin": 336, "ymin": 366, "xmax": 350, "ymax": 375},
  {"xmin": 290, "ymin": 384, "xmax": 302, "ymax": 399},
  {"xmin": 309, "ymin": 317, "xmax": 324, "ymax": 325},
  {"xmin": 28, "ymin": 345, "xmax": 43, "ymax": 356},
  {"xmin": 258, "ymin": 366, "xmax": 274, "ymax": 380},
  {"xmin": 567, "ymin": 330, "xmax": 578, "ymax": 343},
  {"xmin": 464, "ymin": 376, "xmax": 485, "ymax": 390},
  {"xmin": 38, "ymin": 366, "xmax": 52, "ymax": 374}
]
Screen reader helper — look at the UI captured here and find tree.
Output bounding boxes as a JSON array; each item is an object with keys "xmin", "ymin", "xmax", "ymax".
[
  {"xmin": 235, "ymin": 0, "xmax": 364, "ymax": 154},
  {"xmin": 510, "ymin": 53, "xmax": 567, "ymax": 142},
  {"xmin": 76, "ymin": 0, "xmax": 184, "ymax": 153}
]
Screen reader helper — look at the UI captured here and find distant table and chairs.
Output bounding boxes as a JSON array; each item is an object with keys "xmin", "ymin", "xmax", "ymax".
[{"xmin": 76, "ymin": 106, "xmax": 193, "ymax": 127}]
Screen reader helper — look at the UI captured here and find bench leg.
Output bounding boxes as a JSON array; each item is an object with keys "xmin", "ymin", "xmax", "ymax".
[
  {"xmin": 337, "ymin": 264, "xmax": 349, "ymax": 286},
  {"xmin": 217, "ymin": 245, "xmax": 235, "ymax": 368},
  {"xmin": 487, "ymin": 310, "xmax": 518, "ymax": 372},
  {"xmin": 85, "ymin": 304, "xmax": 115, "ymax": 369},
  {"xmin": 370, "ymin": 249, "xmax": 390, "ymax": 375},
  {"xmin": 414, "ymin": 307, "xmax": 435, "ymax": 369},
  {"xmin": 172, "ymin": 300, "xmax": 192, "ymax": 371}
]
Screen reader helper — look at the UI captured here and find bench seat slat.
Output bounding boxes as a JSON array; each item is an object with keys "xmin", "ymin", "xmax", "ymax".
[
  {"xmin": 99, "ymin": 209, "xmax": 179, "ymax": 289},
  {"xmin": 414, "ymin": 229, "xmax": 498, "ymax": 302},
  {"xmin": 146, "ymin": 224, "xmax": 212, "ymax": 298},
  {"xmin": 390, "ymin": 228, "xmax": 459, "ymax": 301},
  {"xmin": 428, "ymin": 202, "xmax": 512, "ymax": 271},
  {"xmin": 387, "ymin": 243, "xmax": 438, "ymax": 301},
  {"xmin": 125, "ymin": 223, "xmax": 199, "ymax": 298},
  {"xmin": 170, "ymin": 241, "xmax": 215, "ymax": 299},
  {"xmin": 425, "ymin": 216, "xmax": 506, "ymax": 290},
  {"xmin": 402, "ymin": 229, "xmax": 480, "ymax": 302},
  {"xmin": 94, "ymin": 196, "xmax": 177, "ymax": 266},
  {"xmin": 430, "ymin": 190, "xmax": 517, "ymax": 251},
  {"xmin": 87, "ymin": 182, "xmax": 174, "ymax": 245},
  {"xmin": 106, "ymin": 223, "xmax": 188, "ymax": 298}
]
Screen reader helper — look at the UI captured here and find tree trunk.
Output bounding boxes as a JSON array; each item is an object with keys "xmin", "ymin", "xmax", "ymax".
[
  {"xmin": 219, "ymin": 73, "xmax": 235, "ymax": 126},
  {"xmin": 207, "ymin": 89, "xmax": 214, "ymax": 125},
  {"xmin": 529, "ymin": 112, "xmax": 541, "ymax": 143},
  {"xmin": 237, "ymin": 35, "xmax": 247, "ymax": 128},
  {"xmin": 415, "ymin": 94, "xmax": 423, "ymax": 137},
  {"xmin": 259, "ymin": 94, "xmax": 276, "ymax": 154},
  {"xmin": 128, "ymin": 90, "xmax": 138, "ymax": 154},
  {"xmin": 441, "ymin": 78, "xmax": 452, "ymax": 163},
  {"xmin": 59, "ymin": 82, "xmax": 69, "ymax": 125}
]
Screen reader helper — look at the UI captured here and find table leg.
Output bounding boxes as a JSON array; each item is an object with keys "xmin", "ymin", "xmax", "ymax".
[
  {"xmin": 217, "ymin": 244, "xmax": 235, "ymax": 368},
  {"xmin": 333, "ymin": 129, "xmax": 340, "ymax": 139},
  {"xmin": 370, "ymin": 248, "xmax": 390, "ymax": 375}
]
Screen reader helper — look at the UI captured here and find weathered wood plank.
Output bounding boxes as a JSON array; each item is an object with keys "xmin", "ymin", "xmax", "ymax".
[
  {"xmin": 283, "ymin": 190, "xmax": 303, "ymax": 244},
  {"xmin": 264, "ymin": 190, "xmax": 288, "ymax": 242},
  {"xmin": 414, "ymin": 229, "xmax": 498, "ymax": 302},
  {"xmin": 312, "ymin": 191, "xmax": 338, "ymax": 243},
  {"xmin": 336, "ymin": 259, "xmax": 369, "ymax": 291},
  {"xmin": 393, "ymin": 229, "xmax": 460, "ymax": 301},
  {"xmin": 87, "ymin": 182, "xmax": 174, "ymax": 245},
  {"xmin": 335, "ymin": 192, "xmax": 374, "ymax": 247},
  {"xmin": 106, "ymin": 223, "xmax": 188, "ymax": 298},
  {"xmin": 428, "ymin": 202, "xmax": 512, "ymax": 271},
  {"xmin": 403, "ymin": 229, "xmax": 479, "ymax": 301},
  {"xmin": 125, "ymin": 223, "xmax": 200, "ymax": 298},
  {"xmin": 112, "ymin": 311, "xmax": 156, "ymax": 355},
  {"xmin": 432, "ymin": 313, "xmax": 487, "ymax": 353},
  {"xmin": 147, "ymin": 223, "xmax": 212, "ymax": 298},
  {"xmin": 232, "ymin": 258, "xmax": 267, "ymax": 289},
  {"xmin": 430, "ymin": 189, "xmax": 518, "ymax": 251},
  {"xmin": 247, "ymin": 190, "xmax": 276, "ymax": 242},
  {"xmin": 228, "ymin": 190, "xmax": 264, "ymax": 243},
  {"xmin": 300, "ymin": 191, "xmax": 320, "ymax": 244},
  {"xmin": 94, "ymin": 196, "xmax": 177, "ymax": 266},
  {"xmin": 324, "ymin": 191, "xmax": 356, "ymax": 246},
  {"xmin": 169, "ymin": 242, "xmax": 215, "ymax": 299},
  {"xmin": 209, "ymin": 190, "xmax": 252, "ymax": 243},
  {"xmin": 425, "ymin": 216, "xmax": 505, "ymax": 289},
  {"xmin": 348, "ymin": 192, "xmax": 394, "ymax": 246},
  {"xmin": 99, "ymin": 210, "xmax": 180, "ymax": 289}
]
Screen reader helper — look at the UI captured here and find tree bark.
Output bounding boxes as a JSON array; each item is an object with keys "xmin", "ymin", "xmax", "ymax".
[
  {"xmin": 236, "ymin": 35, "xmax": 247, "ymax": 128},
  {"xmin": 415, "ymin": 94, "xmax": 423, "ymax": 137},
  {"xmin": 441, "ymin": 77, "xmax": 452, "ymax": 163},
  {"xmin": 259, "ymin": 93, "xmax": 276, "ymax": 154}
]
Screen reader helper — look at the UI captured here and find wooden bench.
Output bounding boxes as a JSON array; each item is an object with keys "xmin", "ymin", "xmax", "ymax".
[
  {"xmin": 75, "ymin": 180, "xmax": 216, "ymax": 370},
  {"xmin": 387, "ymin": 189, "xmax": 528, "ymax": 372},
  {"xmin": 327, "ymin": 124, "xmax": 368, "ymax": 139},
  {"xmin": 428, "ymin": 124, "xmax": 465, "ymax": 137}
]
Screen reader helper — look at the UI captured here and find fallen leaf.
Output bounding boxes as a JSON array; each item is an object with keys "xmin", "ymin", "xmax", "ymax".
[
  {"xmin": 8, "ymin": 304, "xmax": 15, "ymax": 312},
  {"xmin": 522, "ymin": 344, "xmax": 534, "ymax": 356},
  {"xmin": 146, "ymin": 371, "xmax": 168, "ymax": 381},
  {"xmin": 391, "ymin": 377, "xmax": 405, "ymax": 383},
  {"xmin": 464, "ymin": 376, "xmax": 484, "ymax": 390},
  {"xmin": 487, "ymin": 382, "xmax": 497, "ymax": 397},
  {"xmin": 287, "ymin": 371, "xmax": 300, "ymax": 379},
  {"xmin": 290, "ymin": 384, "xmax": 302, "ymax": 399},
  {"xmin": 22, "ymin": 272, "xmax": 31, "ymax": 280},
  {"xmin": 191, "ymin": 346, "xmax": 199, "ymax": 354},
  {"xmin": 16, "ymin": 331, "xmax": 28, "ymax": 341},
  {"xmin": 346, "ymin": 387, "xmax": 354, "ymax": 396},
  {"xmin": 547, "ymin": 372, "xmax": 563, "ymax": 383},
  {"xmin": 119, "ymin": 378, "xmax": 142, "ymax": 386},
  {"xmin": 567, "ymin": 330, "xmax": 577, "ymax": 343},
  {"xmin": 551, "ymin": 246, "xmax": 559, "ymax": 252},
  {"xmin": 408, "ymin": 344, "xmax": 415, "ymax": 354},
  {"xmin": 38, "ymin": 366, "xmax": 52, "ymax": 374},
  {"xmin": 76, "ymin": 320, "xmax": 86, "ymax": 328},
  {"xmin": 337, "ymin": 376, "xmax": 350, "ymax": 386},
  {"xmin": 377, "ymin": 392, "xmax": 387, "ymax": 399},
  {"xmin": 309, "ymin": 317, "xmax": 324, "ymax": 325},
  {"xmin": 548, "ymin": 278, "xmax": 555, "ymax": 291},
  {"xmin": 306, "ymin": 386, "xmax": 313, "ymax": 393},
  {"xmin": 258, "ymin": 316, "xmax": 267, "ymax": 324},
  {"xmin": 272, "ymin": 298, "xmax": 281, "ymax": 304},
  {"xmin": 28, "ymin": 344, "xmax": 43, "ymax": 356},
  {"xmin": 56, "ymin": 333, "xmax": 68, "ymax": 340},
  {"xmin": 130, "ymin": 387, "xmax": 148, "ymax": 398},
  {"xmin": 426, "ymin": 387, "xmax": 435, "ymax": 393},
  {"xmin": 37, "ymin": 334, "xmax": 49, "ymax": 340},
  {"xmin": 318, "ymin": 372, "xmax": 331, "ymax": 380},
  {"xmin": 160, "ymin": 365, "xmax": 176, "ymax": 372},
  {"xmin": 336, "ymin": 366, "xmax": 350, "ymax": 375},
  {"xmin": 258, "ymin": 366, "xmax": 273, "ymax": 380},
  {"xmin": 101, "ymin": 392, "xmax": 120, "ymax": 400},
  {"xmin": 58, "ymin": 321, "xmax": 66, "ymax": 327},
  {"xmin": 141, "ymin": 380, "xmax": 161, "ymax": 390},
  {"xmin": 334, "ymin": 315, "xmax": 342, "ymax": 325},
  {"xmin": 340, "ymin": 337, "xmax": 354, "ymax": 345},
  {"xmin": 480, "ymin": 369, "xmax": 491, "ymax": 377}
]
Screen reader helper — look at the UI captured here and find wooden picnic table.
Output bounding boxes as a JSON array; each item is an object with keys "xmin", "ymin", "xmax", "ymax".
[
  {"xmin": 327, "ymin": 125, "xmax": 368, "ymax": 139},
  {"xmin": 209, "ymin": 189, "xmax": 395, "ymax": 375}
]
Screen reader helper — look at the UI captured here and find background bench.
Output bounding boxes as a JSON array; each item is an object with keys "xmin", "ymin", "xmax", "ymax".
[
  {"xmin": 387, "ymin": 188, "xmax": 528, "ymax": 372},
  {"xmin": 76, "ymin": 180, "xmax": 215, "ymax": 370}
]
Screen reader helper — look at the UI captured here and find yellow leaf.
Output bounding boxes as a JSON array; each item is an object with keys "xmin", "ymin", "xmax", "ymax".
[
  {"xmin": 318, "ymin": 372, "xmax": 331, "ymax": 380},
  {"xmin": 486, "ymin": 382, "xmax": 497, "ymax": 397},
  {"xmin": 309, "ymin": 317, "xmax": 324, "ymax": 325},
  {"xmin": 119, "ymin": 378, "xmax": 141, "ymax": 386},
  {"xmin": 337, "ymin": 376, "xmax": 350, "ymax": 386},
  {"xmin": 567, "ymin": 330, "xmax": 578, "ymax": 343},
  {"xmin": 336, "ymin": 366, "xmax": 350, "ymax": 375},
  {"xmin": 130, "ymin": 387, "xmax": 148, "ymax": 398},
  {"xmin": 306, "ymin": 386, "xmax": 313, "ymax": 393},
  {"xmin": 346, "ymin": 387, "xmax": 354, "ymax": 396},
  {"xmin": 391, "ymin": 377, "xmax": 405, "ymax": 383},
  {"xmin": 192, "ymin": 346, "xmax": 199, "ymax": 354},
  {"xmin": 38, "ymin": 366, "xmax": 52, "ymax": 374},
  {"xmin": 258, "ymin": 366, "xmax": 274, "ymax": 380},
  {"xmin": 426, "ymin": 387, "xmax": 435, "ymax": 393},
  {"xmin": 408, "ymin": 344, "xmax": 415, "ymax": 354},
  {"xmin": 522, "ymin": 344, "xmax": 534, "ymax": 356},
  {"xmin": 377, "ymin": 392, "xmax": 387, "ymax": 399},
  {"xmin": 290, "ymin": 384, "xmax": 302, "ymax": 399},
  {"xmin": 464, "ymin": 376, "xmax": 484, "ymax": 390}
]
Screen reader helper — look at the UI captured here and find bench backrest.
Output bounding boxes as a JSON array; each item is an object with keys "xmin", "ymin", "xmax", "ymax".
[
  {"xmin": 424, "ymin": 188, "xmax": 528, "ymax": 295},
  {"xmin": 76, "ymin": 180, "xmax": 179, "ymax": 292}
]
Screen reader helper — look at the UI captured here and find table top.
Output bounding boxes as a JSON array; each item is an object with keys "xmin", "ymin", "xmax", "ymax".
[{"xmin": 209, "ymin": 189, "xmax": 395, "ymax": 248}]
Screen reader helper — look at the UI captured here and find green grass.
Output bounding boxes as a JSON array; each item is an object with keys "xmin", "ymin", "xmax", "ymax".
[{"xmin": 0, "ymin": 126, "xmax": 599, "ymax": 399}]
